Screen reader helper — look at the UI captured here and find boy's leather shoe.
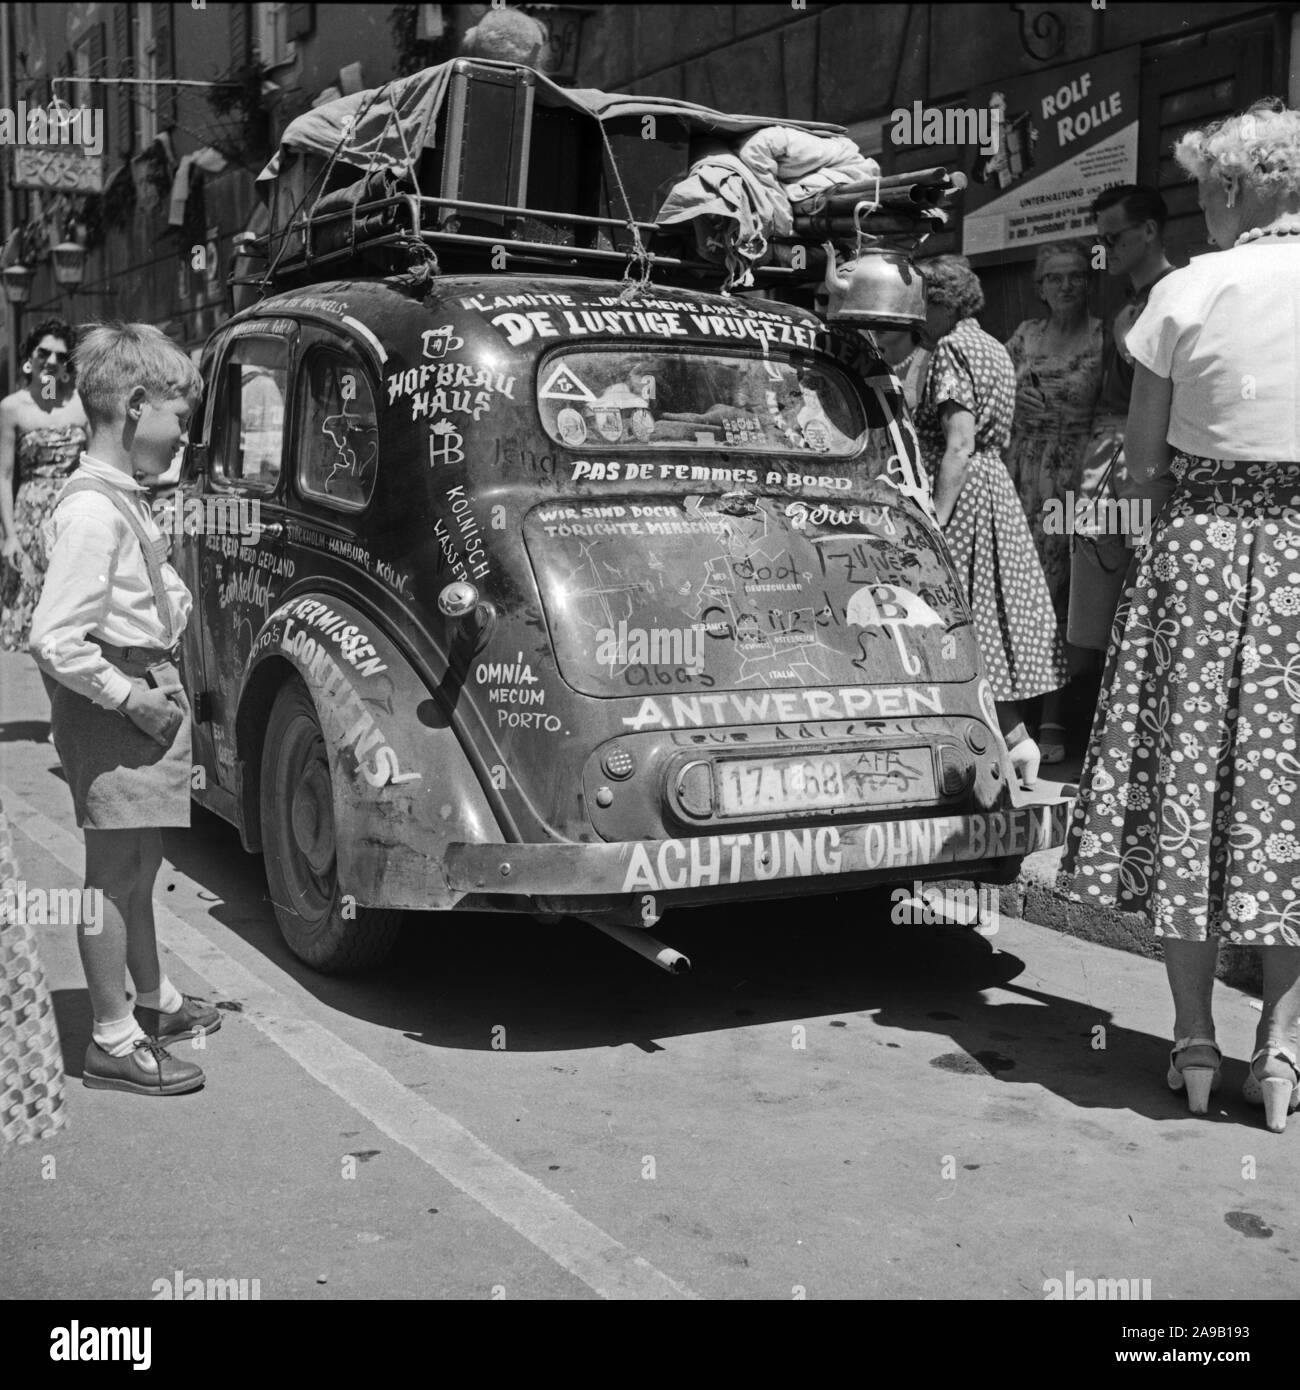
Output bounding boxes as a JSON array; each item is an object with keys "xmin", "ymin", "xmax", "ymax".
[
  {"xmin": 135, "ymin": 995, "xmax": 222, "ymax": 1042},
  {"xmin": 83, "ymin": 1038, "xmax": 204, "ymax": 1095}
]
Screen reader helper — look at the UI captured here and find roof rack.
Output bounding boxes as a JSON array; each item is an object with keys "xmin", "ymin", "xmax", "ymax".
[
  {"xmin": 236, "ymin": 58, "xmax": 963, "ymax": 301},
  {"xmin": 231, "ymin": 190, "xmax": 832, "ymax": 296}
]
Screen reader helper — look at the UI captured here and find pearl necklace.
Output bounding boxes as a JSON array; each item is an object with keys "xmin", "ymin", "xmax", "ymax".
[{"xmin": 1235, "ymin": 222, "xmax": 1300, "ymax": 245}]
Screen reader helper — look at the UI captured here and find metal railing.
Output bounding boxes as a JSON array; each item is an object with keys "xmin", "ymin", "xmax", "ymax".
[{"xmin": 230, "ymin": 190, "xmax": 815, "ymax": 291}]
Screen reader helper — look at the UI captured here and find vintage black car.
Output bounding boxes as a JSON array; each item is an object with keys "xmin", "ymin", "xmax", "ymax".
[
  {"xmin": 165, "ymin": 270, "xmax": 1069, "ymax": 974},
  {"xmin": 159, "ymin": 58, "xmax": 1072, "ymax": 973}
]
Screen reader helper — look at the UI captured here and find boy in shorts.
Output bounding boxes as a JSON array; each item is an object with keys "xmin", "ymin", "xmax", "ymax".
[{"xmin": 30, "ymin": 323, "xmax": 217, "ymax": 1095}]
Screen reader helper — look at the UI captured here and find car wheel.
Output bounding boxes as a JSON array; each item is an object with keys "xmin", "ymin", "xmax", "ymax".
[{"xmin": 260, "ymin": 677, "xmax": 402, "ymax": 973}]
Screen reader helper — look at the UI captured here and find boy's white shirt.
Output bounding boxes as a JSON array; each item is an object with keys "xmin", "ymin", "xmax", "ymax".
[{"xmin": 28, "ymin": 453, "xmax": 193, "ymax": 708}]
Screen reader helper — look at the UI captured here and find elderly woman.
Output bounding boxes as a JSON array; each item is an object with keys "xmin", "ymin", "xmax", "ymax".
[
  {"xmin": 1005, "ymin": 241, "xmax": 1104, "ymax": 760},
  {"xmin": 914, "ymin": 254, "xmax": 1066, "ymax": 786},
  {"xmin": 1060, "ymin": 99, "xmax": 1300, "ymax": 1130}
]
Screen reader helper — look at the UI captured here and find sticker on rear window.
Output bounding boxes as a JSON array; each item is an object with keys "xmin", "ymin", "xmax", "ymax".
[
  {"xmin": 540, "ymin": 363, "xmax": 596, "ymax": 402},
  {"xmin": 538, "ymin": 347, "xmax": 866, "ymax": 457}
]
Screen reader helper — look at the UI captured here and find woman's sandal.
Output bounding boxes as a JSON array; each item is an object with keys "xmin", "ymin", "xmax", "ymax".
[
  {"xmin": 1242, "ymin": 1046, "xmax": 1300, "ymax": 1133},
  {"xmin": 1004, "ymin": 724, "xmax": 1041, "ymax": 788},
  {"xmin": 1167, "ymin": 1036, "xmax": 1222, "ymax": 1114},
  {"xmin": 1039, "ymin": 722, "xmax": 1066, "ymax": 765}
]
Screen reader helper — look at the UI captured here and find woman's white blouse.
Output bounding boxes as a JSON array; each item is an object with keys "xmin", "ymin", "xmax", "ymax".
[{"xmin": 1125, "ymin": 241, "xmax": 1300, "ymax": 461}]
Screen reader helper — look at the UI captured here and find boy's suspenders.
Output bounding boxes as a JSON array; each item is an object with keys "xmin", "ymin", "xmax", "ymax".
[{"xmin": 57, "ymin": 477, "xmax": 178, "ymax": 647}]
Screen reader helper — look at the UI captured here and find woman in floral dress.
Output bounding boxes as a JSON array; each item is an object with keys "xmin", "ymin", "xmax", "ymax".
[
  {"xmin": 1005, "ymin": 242, "xmax": 1103, "ymax": 760},
  {"xmin": 1060, "ymin": 99, "xmax": 1300, "ymax": 1130},
  {"xmin": 0, "ymin": 318, "xmax": 87, "ymax": 652},
  {"xmin": 914, "ymin": 255, "xmax": 1066, "ymax": 787},
  {"xmin": 1, "ymin": 791, "xmax": 66, "ymax": 1148}
]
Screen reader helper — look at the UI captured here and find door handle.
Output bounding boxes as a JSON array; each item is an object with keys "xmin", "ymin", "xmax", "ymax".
[{"xmin": 255, "ymin": 521, "xmax": 284, "ymax": 539}]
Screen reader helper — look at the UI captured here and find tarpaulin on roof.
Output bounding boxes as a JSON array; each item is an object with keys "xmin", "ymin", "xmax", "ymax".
[
  {"xmin": 654, "ymin": 129, "xmax": 880, "ymax": 287},
  {"xmin": 256, "ymin": 58, "xmax": 845, "ymax": 183}
]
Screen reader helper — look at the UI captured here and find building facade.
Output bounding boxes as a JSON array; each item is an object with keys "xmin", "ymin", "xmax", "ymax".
[
  {"xmin": 576, "ymin": 1, "xmax": 1299, "ymax": 336},
  {"xmin": 0, "ymin": 2, "xmax": 592, "ymax": 372},
  {"xmin": 1, "ymin": 2, "xmax": 1295, "ymax": 368}
]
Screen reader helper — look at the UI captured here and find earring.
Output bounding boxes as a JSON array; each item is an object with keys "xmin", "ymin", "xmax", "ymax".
[{"xmin": 21, "ymin": 360, "xmax": 31, "ymax": 375}]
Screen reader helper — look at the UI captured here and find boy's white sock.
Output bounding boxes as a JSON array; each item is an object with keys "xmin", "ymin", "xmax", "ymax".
[
  {"xmin": 93, "ymin": 1012, "xmax": 148, "ymax": 1058},
  {"xmin": 135, "ymin": 977, "xmax": 184, "ymax": 1014}
]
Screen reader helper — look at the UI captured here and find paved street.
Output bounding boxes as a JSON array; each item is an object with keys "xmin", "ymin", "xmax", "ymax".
[{"xmin": 2, "ymin": 649, "xmax": 1297, "ymax": 1301}]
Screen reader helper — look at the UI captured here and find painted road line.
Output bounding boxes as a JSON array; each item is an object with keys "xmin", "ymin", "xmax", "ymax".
[{"xmin": 3, "ymin": 789, "xmax": 698, "ymax": 1301}]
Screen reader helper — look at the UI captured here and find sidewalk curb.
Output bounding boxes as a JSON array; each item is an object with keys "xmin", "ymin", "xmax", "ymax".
[
  {"xmin": 1001, "ymin": 847, "xmax": 1264, "ymax": 997},
  {"xmin": 986, "ymin": 760, "xmax": 1267, "ymax": 997}
]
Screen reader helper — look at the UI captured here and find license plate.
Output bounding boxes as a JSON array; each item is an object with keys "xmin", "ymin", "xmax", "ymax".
[{"xmin": 716, "ymin": 747, "xmax": 936, "ymax": 817}]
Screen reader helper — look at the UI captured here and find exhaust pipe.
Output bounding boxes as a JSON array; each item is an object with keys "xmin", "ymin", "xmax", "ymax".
[{"xmin": 584, "ymin": 916, "xmax": 691, "ymax": 974}]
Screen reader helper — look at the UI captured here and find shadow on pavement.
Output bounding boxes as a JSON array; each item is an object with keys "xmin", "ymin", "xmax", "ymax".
[
  {"xmin": 0, "ymin": 719, "xmax": 51, "ymax": 743},
  {"xmin": 51, "ymin": 988, "xmax": 92, "ymax": 1079},
  {"xmin": 154, "ymin": 810, "xmax": 1251, "ymax": 1124}
]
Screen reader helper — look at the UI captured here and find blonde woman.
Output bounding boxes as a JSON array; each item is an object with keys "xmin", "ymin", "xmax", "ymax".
[
  {"xmin": 1005, "ymin": 241, "xmax": 1103, "ymax": 760},
  {"xmin": 1060, "ymin": 98, "xmax": 1300, "ymax": 1130}
]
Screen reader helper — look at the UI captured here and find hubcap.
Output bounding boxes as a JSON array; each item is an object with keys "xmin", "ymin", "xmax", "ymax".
[{"xmin": 290, "ymin": 751, "xmax": 336, "ymax": 875}]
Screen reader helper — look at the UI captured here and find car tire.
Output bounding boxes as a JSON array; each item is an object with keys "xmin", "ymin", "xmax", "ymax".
[{"xmin": 260, "ymin": 677, "xmax": 402, "ymax": 973}]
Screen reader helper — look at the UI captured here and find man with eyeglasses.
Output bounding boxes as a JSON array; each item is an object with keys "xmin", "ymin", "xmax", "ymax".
[{"xmin": 1068, "ymin": 185, "xmax": 1176, "ymax": 652}]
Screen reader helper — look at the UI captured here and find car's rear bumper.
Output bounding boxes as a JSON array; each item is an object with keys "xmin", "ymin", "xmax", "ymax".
[{"xmin": 442, "ymin": 795, "xmax": 1073, "ymax": 899}]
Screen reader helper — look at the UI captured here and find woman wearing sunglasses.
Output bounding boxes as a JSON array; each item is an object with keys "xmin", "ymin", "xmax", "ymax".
[{"xmin": 0, "ymin": 318, "xmax": 88, "ymax": 652}]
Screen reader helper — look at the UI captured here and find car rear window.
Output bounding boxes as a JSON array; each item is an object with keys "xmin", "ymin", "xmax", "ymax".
[
  {"xmin": 537, "ymin": 347, "xmax": 867, "ymax": 455},
  {"xmin": 524, "ymin": 494, "xmax": 973, "ymax": 698}
]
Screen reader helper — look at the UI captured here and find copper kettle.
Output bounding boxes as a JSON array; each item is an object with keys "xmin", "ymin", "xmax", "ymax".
[{"xmin": 822, "ymin": 201, "xmax": 927, "ymax": 329}]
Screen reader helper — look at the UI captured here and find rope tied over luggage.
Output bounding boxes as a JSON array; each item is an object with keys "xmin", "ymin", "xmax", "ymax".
[
  {"xmin": 595, "ymin": 119, "xmax": 653, "ymax": 303},
  {"xmin": 262, "ymin": 81, "xmax": 397, "ymax": 294}
]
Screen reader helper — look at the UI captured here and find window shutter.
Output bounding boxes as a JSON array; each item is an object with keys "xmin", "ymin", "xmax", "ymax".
[
  {"xmin": 112, "ymin": 4, "xmax": 132, "ymax": 155},
  {"xmin": 288, "ymin": 4, "xmax": 315, "ymax": 42},
  {"xmin": 229, "ymin": 2, "xmax": 249, "ymax": 67},
  {"xmin": 87, "ymin": 22, "xmax": 105, "ymax": 122},
  {"xmin": 55, "ymin": 51, "xmax": 71, "ymax": 122},
  {"xmin": 152, "ymin": 2, "xmax": 175, "ymax": 130},
  {"xmin": 1139, "ymin": 29, "xmax": 1269, "ymax": 263}
]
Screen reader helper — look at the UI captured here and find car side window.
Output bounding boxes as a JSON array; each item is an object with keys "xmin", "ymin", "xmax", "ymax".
[
  {"xmin": 214, "ymin": 337, "xmax": 288, "ymax": 489},
  {"xmin": 296, "ymin": 347, "xmax": 379, "ymax": 511}
]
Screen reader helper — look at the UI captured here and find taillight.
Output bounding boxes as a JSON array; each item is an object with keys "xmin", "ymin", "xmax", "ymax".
[
  {"xmin": 602, "ymin": 745, "xmax": 636, "ymax": 780},
  {"xmin": 938, "ymin": 745, "xmax": 973, "ymax": 796},
  {"xmin": 675, "ymin": 761, "xmax": 713, "ymax": 819}
]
